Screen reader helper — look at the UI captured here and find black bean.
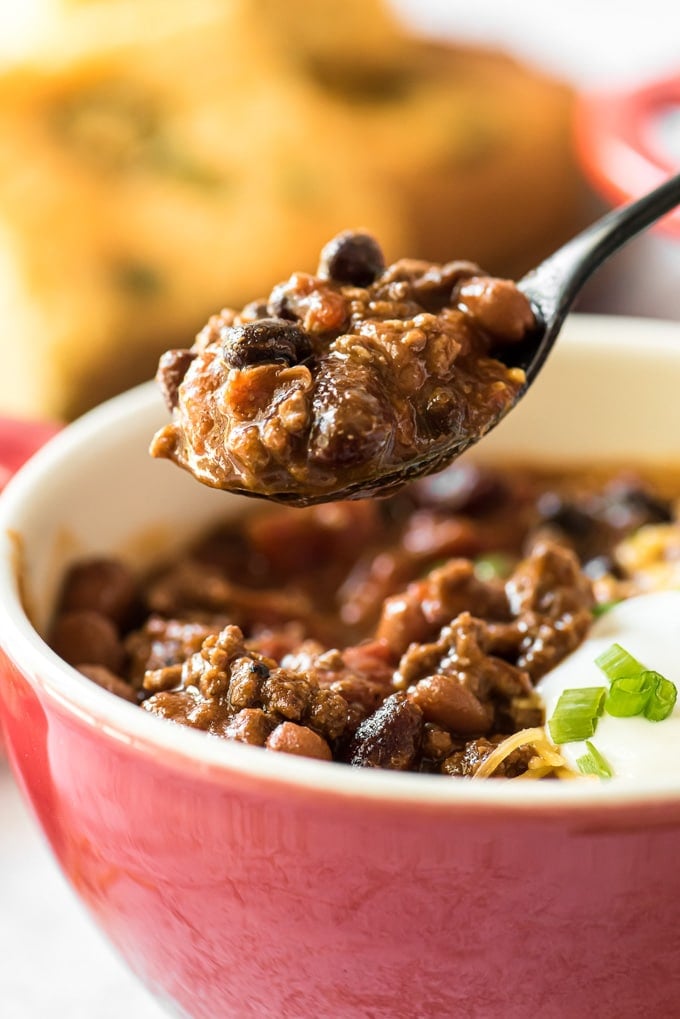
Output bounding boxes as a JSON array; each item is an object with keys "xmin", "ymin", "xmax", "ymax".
[
  {"xmin": 537, "ymin": 493, "xmax": 594, "ymax": 539},
  {"xmin": 221, "ymin": 319, "xmax": 312, "ymax": 369},
  {"xmin": 249, "ymin": 660, "xmax": 271, "ymax": 680},
  {"xmin": 413, "ymin": 464, "xmax": 508, "ymax": 514},
  {"xmin": 423, "ymin": 388, "xmax": 456, "ymax": 435},
  {"xmin": 318, "ymin": 231, "xmax": 385, "ymax": 287},
  {"xmin": 156, "ymin": 349, "xmax": 196, "ymax": 411}
]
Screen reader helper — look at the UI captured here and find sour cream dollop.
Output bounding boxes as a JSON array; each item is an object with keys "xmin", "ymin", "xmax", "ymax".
[{"xmin": 536, "ymin": 591, "xmax": 680, "ymax": 780}]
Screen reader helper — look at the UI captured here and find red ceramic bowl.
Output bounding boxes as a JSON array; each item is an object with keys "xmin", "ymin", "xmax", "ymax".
[
  {"xmin": 0, "ymin": 416, "xmax": 60, "ymax": 487},
  {"xmin": 1, "ymin": 316, "xmax": 680, "ymax": 1018},
  {"xmin": 576, "ymin": 75, "xmax": 680, "ymax": 237}
]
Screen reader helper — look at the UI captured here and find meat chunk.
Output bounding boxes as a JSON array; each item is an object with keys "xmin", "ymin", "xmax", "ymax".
[
  {"xmin": 505, "ymin": 540, "xmax": 594, "ymax": 679},
  {"xmin": 347, "ymin": 694, "xmax": 423, "ymax": 770}
]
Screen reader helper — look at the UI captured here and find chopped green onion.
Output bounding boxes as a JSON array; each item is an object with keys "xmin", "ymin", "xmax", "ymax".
[
  {"xmin": 595, "ymin": 643, "xmax": 645, "ymax": 683},
  {"xmin": 592, "ymin": 600, "xmax": 621, "ymax": 618},
  {"xmin": 577, "ymin": 740, "xmax": 613, "ymax": 779},
  {"xmin": 596, "ymin": 643, "xmax": 678, "ymax": 722},
  {"xmin": 548, "ymin": 687, "xmax": 607, "ymax": 744},
  {"xmin": 643, "ymin": 671, "xmax": 677, "ymax": 722},
  {"xmin": 605, "ymin": 675, "xmax": 653, "ymax": 717}
]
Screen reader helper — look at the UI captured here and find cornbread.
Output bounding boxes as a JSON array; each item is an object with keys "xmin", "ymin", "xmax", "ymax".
[{"xmin": 0, "ymin": 0, "xmax": 586, "ymax": 418}]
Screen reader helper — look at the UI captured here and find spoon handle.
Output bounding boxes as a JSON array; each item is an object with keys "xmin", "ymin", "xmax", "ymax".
[{"xmin": 518, "ymin": 171, "xmax": 680, "ymax": 349}]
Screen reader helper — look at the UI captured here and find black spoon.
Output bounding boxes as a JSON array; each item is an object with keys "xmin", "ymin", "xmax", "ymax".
[{"xmin": 513, "ymin": 170, "xmax": 680, "ymax": 386}]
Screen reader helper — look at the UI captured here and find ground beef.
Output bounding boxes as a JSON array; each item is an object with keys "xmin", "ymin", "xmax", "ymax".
[
  {"xmin": 141, "ymin": 624, "xmax": 349, "ymax": 748},
  {"xmin": 442, "ymin": 735, "xmax": 536, "ymax": 778}
]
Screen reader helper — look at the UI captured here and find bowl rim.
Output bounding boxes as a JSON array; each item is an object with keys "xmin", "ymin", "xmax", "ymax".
[{"xmin": 2, "ymin": 313, "xmax": 680, "ymax": 812}]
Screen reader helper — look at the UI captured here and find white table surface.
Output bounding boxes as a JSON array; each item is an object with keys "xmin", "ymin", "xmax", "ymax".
[
  {"xmin": 0, "ymin": 759, "xmax": 167, "ymax": 1019},
  {"xmin": 2, "ymin": 2, "xmax": 679, "ymax": 1018}
]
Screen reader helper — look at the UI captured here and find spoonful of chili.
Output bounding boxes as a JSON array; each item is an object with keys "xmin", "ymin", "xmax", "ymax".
[{"xmin": 151, "ymin": 172, "xmax": 680, "ymax": 506}]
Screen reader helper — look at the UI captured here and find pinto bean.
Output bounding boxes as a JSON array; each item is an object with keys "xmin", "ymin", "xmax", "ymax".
[
  {"xmin": 143, "ymin": 663, "xmax": 183, "ymax": 694},
  {"xmin": 409, "ymin": 674, "xmax": 492, "ymax": 735},
  {"xmin": 58, "ymin": 557, "xmax": 139, "ymax": 627},
  {"xmin": 225, "ymin": 708, "xmax": 273, "ymax": 747},
  {"xmin": 266, "ymin": 721, "xmax": 332, "ymax": 761},
  {"xmin": 456, "ymin": 276, "xmax": 535, "ymax": 342},
  {"xmin": 376, "ymin": 559, "xmax": 507, "ymax": 655},
  {"xmin": 50, "ymin": 610, "xmax": 125, "ymax": 673}
]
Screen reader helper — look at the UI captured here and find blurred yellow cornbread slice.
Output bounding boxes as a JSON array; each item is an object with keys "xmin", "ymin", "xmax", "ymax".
[{"xmin": 0, "ymin": 0, "xmax": 587, "ymax": 418}]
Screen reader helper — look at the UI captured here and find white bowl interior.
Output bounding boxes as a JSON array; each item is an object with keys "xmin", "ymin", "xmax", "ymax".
[
  {"xmin": 478, "ymin": 315, "xmax": 680, "ymax": 464},
  {"xmin": 10, "ymin": 387, "xmax": 251, "ymax": 631},
  {"xmin": 1, "ymin": 313, "xmax": 679, "ymax": 805}
]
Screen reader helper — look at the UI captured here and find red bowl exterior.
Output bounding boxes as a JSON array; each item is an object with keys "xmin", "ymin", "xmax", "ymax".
[
  {"xmin": 3, "ymin": 650, "xmax": 680, "ymax": 1018},
  {"xmin": 0, "ymin": 417, "xmax": 61, "ymax": 488},
  {"xmin": 0, "ymin": 418, "xmax": 59, "ymax": 752},
  {"xmin": 576, "ymin": 77, "xmax": 680, "ymax": 237}
]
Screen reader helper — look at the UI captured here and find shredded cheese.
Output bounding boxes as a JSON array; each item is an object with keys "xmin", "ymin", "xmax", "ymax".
[{"xmin": 471, "ymin": 726, "xmax": 580, "ymax": 780}]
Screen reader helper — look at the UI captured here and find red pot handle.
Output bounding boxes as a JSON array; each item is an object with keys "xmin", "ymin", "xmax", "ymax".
[
  {"xmin": 576, "ymin": 75, "xmax": 680, "ymax": 238},
  {"xmin": 0, "ymin": 418, "xmax": 62, "ymax": 491}
]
